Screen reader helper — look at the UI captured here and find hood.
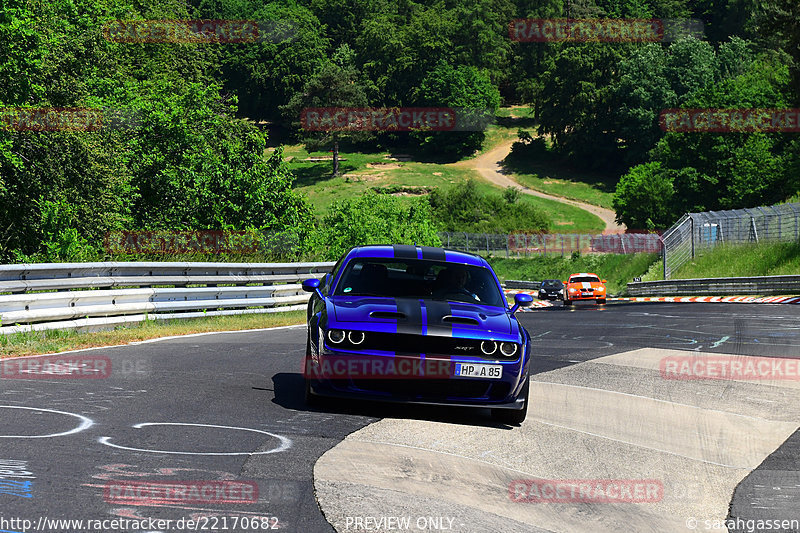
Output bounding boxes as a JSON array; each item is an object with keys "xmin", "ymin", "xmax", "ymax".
[{"xmin": 331, "ymin": 296, "xmax": 514, "ymax": 336}]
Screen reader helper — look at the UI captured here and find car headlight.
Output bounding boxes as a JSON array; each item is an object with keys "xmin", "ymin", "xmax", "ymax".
[
  {"xmin": 499, "ymin": 342, "xmax": 518, "ymax": 357},
  {"xmin": 348, "ymin": 331, "xmax": 365, "ymax": 345},
  {"xmin": 480, "ymin": 341, "xmax": 497, "ymax": 355},
  {"xmin": 327, "ymin": 329, "xmax": 346, "ymax": 344},
  {"xmin": 597, "ymin": 287, "xmax": 605, "ymax": 292},
  {"xmin": 569, "ymin": 288, "xmax": 578, "ymax": 293}
]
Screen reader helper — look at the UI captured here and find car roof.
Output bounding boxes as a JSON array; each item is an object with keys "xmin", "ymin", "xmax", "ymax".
[{"xmin": 345, "ymin": 245, "xmax": 489, "ymax": 268}]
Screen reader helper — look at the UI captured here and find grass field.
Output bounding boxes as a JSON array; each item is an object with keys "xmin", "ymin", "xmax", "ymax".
[
  {"xmin": 0, "ymin": 310, "xmax": 305, "ymax": 357},
  {"xmin": 489, "ymin": 253, "xmax": 660, "ymax": 296},
  {"xmin": 503, "ymin": 146, "xmax": 619, "ymax": 210},
  {"xmin": 280, "ymin": 107, "xmax": 606, "ymax": 234}
]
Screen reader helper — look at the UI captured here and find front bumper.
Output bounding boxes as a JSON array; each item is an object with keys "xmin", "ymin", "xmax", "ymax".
[
  {"xmin": 538, "ymin": 292, "xmax": 562, "ymax": 300},
  {"xmin": 305, "ymin": 350, "xmax": 527, "ymax": 408},
  {"xmin": 566, "ymin": 292, "xmax": 605, "ymax": 301},
  {"xmin": 307, "ymin": 380, "xmax": 527, "ymax": 410}
]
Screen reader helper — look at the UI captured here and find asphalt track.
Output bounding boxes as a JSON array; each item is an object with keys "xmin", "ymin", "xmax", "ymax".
[{"xmin": 1, "ymin": 302, "xmax": 799, "ymax": 533}]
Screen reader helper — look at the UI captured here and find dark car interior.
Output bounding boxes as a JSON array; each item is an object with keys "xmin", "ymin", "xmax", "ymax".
[{"xmin": 334, "ymin": 258, "xmax": 505, "ymax": 307}]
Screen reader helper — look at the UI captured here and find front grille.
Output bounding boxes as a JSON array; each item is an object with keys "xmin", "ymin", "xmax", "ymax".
[{"xmin": 352, "ymin": 332, "xmax": 517, "ymax": 360}]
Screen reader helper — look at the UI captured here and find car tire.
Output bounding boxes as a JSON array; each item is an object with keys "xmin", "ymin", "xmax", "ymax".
[
  {"xmin": 598, "ymin": 299, "xmax": 606, "ymax": 305},
  {"xmin": 563, "ymin": 298, "xmax": 572, "ymax": 306},
  {"xmin": 492, "ymin": 378, "xmax": 529, "ymax": 425},
  {"xmin": 304, "ymin": 332, "xmax": 320, "ymax": 407}
]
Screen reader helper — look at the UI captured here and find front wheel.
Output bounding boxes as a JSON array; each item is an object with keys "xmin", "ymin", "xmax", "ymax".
[
  {"xmin": 492, "ymin": 378, "xmax": 529, "ymax": 425},
  {"xmin": 598, "ymin": 299, "xmax": 606, "ymax": 305},
  {"xmin": 563, "ymin": 298, "xmax": 572, "ymax": 306}
]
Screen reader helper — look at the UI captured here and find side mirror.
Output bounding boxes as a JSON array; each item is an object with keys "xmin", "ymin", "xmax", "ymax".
[
  {"xmin": 302, "ymin": 278, "xmax": 321, "ymax": 293},
  {"xmin": 601, "ymin": 279, "xmax": 607, "ymax": 284},
  {"xmin": 510, "ymin": 293, "xmax": 534, "ymax": 315}
]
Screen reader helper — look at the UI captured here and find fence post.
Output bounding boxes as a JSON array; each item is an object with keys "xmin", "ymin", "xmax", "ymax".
[
  {"xmin": 690, "ymin": 216, "xmax": 694, "ymax": 258},
  {"xmin": 506, "ymin": 235, "xmax": 509, "ymax": 258},
  {"xmin": 465, "ymin": 232, "xmax": 469, "ymax": 251},
  {"xmin": 662, "ymin": 238, "xmax": 668, "ymax": 280},
  {"xmin": 486, "ymin": 233, "xmax": 490, "ymax": 255}
]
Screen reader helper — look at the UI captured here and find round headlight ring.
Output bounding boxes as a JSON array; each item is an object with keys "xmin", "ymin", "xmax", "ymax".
[
  {"xmin": 348, "ymin": 331, "xmax": 366, "ymax": 345},
  {"xmin": 500, "ymin": 342, "xmax": 518, "ymax": 357},
  {"xmin": 327, "ymin": 329, "xmax": 346, "ymax": 344},
  {"xmin": 480, "ymin": 340, "xmax": 497, "ymax": 355}
]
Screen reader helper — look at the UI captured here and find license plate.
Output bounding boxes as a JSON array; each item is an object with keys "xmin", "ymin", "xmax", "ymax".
[{"xmin": 454, "ymin": 363, "xmax": 502, "ymax": 379}]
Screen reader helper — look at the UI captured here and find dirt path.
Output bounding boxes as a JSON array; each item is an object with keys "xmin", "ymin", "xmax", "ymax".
[{"xmin": 464, "ymin": 139, "xmax": 626, "ymax": 234}]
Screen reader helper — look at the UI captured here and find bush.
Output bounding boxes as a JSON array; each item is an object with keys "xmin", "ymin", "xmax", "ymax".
[
  {"xmin": 310, "ymin": 192, "xmax": 441, "ymax": 259},
  {"xmin": 429, "ymin": 179, "xmax": 549, "ymax": 233}
]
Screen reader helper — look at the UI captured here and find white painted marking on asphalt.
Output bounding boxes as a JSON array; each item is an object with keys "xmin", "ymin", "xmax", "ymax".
[
  {"xmin": 98, "ymin": 422, "xmax": 292, "ymax": 456},
  {"xmin": 0, "ymin": 406, "xmax": 94, "ymax": 438}
]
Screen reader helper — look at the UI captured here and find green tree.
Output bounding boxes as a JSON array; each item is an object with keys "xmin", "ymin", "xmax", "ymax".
[
  {"xmin": 410, "ymin": 62, "xmax": 501, "ymax": 158},
  {"xmin": 283, "ymin": 45, "xmax": 369, "ymax": 176},
  {"xmin": 612, "ymin": 162, "xmax": 676, "ymax": 229},
  {"xmin": 214, "ymin": 2, "xmax": 330, "ymax": 121},
  {"xmin": 312, "ymin": 192, "xmax": 441, "ymax": 259},
  {"xmin": 538, "ymin": 43, "xmax": 628, "ymax": 169}
]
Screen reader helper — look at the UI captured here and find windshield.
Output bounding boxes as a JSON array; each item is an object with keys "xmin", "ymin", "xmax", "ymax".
[
  {"xmin": 570, "ymin": 276, "xmax": 601, "ymax": 283},
  {"xmin": 542, "ymin": 280, "xmax": 563, "ymax": 288},
  {"xmin": 333, "ymin": 258, "xmax": 505, "ymax": 307}
]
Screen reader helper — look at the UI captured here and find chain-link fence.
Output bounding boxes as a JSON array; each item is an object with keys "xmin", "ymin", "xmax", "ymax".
[
  {"xmin": 661, "ymin": 202, "xmax": 800, "ymax": 279},
  {"xmin": 439, "ymin": 232, "xmax": 662, "ymax": 257}
]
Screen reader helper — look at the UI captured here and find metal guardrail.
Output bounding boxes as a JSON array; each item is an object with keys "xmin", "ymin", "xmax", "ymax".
[
  {"xmin": 504, "ymin": 280, "xmax": 542, "ymax": 289},
  {"xmin": 0, "ymin": 261, "xmax": 335, "ymax": 334},
  {"xmin": 628, "ymin": 275, "xmax": 800, "ymax": 297}
]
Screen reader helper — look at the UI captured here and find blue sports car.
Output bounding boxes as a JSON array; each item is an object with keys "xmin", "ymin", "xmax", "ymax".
[{"xmin": 301, "ymin": 245, "xmax": 534, "ymax": 424}]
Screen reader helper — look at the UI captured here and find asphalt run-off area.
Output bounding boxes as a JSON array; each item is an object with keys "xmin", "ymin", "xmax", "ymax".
[{"xmin": 1, "ymin": 301, "xmax": 799, "ymax": 533}]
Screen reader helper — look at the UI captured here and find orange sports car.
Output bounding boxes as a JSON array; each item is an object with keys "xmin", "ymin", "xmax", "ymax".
[{"xmin": 563, "ymin": 273, "xmax": 607, "ymax": 305}]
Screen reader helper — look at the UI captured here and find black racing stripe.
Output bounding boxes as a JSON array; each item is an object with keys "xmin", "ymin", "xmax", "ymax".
[
  {"xmin": 392, "ymin": 244, "xmax": 417, "ymax": 259},
  {"xmin": 420, "ymin": 246, "xmax": 446, "ymax": 261},
  {"xmin": 395, "ymin": 298, "xmax": 423, "ymax": 335},
  {"xmin": 424, "ymin": 300, "xmax": 453, "ymax": 337}
]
